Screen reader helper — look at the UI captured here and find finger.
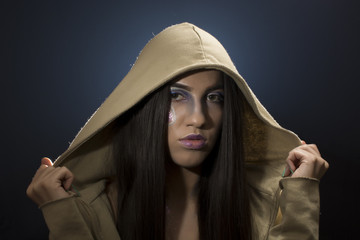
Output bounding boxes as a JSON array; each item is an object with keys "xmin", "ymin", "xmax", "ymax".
[
  {"xmin": 53, "ymin": 167, "xmax": 74, "ymax": 190},
  {"xmin": 301, "ymin": 140, "xmax": 306, "ymax": 145},
  {"xmin": 285, "ymin": 159, "xmax": 297, "ymax": 174},
  {"xmin": 297, "ymin": 144, "xmax": 321, "ymax": 156},
  {"xmin": 282, "ymin": 164, "xmax": 295, "ymax": 177},
  {"xmin": 41, "ymin": 157, "xmax": 53, "ymax": 167},
  {"xmin": 35, "ymin": 164, "xmax": 55, "ymax": 179},
  {"xmin": 286, "ymin": 148, "xmax": 314, "ymax": 169},
  {"xmin": 306, "ymin": 144, "xmax": 320, "ymax": 155},
  {"xmin": 325, "ymin": 160, "xmax": 330, "ymax": 169}
]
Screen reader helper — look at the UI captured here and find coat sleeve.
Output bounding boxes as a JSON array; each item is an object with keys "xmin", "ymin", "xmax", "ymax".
[
  {"xmin": 268, "ymin": 177, "xmax": 320, "ymax": 240},
  {"xmin": 40, "ymin": 196, "xmax": 99, "ymax": 240}
]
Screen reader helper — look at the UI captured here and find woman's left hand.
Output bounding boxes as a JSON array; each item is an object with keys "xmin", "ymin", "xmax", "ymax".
[{"xmin": 284, "ymin": 141, "xmax": 329, "ymax": 180}]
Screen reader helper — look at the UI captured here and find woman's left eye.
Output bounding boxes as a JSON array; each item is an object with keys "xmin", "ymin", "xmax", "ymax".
[{"xmin": 207, "ymin": 92, "xmax": 224, "ymax": 103}]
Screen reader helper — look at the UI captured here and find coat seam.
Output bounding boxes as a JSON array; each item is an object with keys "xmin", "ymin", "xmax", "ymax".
[{"xmin": 192, "ymin": 26, "xmax": 209, "ymax": 63}]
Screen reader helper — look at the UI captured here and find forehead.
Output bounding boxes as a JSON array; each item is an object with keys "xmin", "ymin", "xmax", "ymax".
[{"xmin": 173, "ymin": 70, "xmax": 223, "ymax": 89}]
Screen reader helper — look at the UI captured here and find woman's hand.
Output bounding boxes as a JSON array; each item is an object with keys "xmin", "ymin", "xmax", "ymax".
[
  {"xmin": 284, "ymin": 141, "xmax": 329, "ymax": 180},
  {"xmin": 26, "ymin": 157, "xmax": 74, "ymax": 206}
]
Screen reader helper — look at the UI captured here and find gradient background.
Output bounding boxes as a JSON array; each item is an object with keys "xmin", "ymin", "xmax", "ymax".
[{"xmin": 2, "ymin": 0, "xmax": 359, "ymax": 239}]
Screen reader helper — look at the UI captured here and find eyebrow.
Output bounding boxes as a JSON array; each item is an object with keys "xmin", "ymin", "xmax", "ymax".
[{"xmin": 171, "ymin": 82, "xmax": 224, "ymax": 92}]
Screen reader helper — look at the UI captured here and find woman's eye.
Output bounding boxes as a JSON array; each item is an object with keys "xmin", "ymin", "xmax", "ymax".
[
  {"xmin": 207, "ymin": 93, "xmax": 224, "ymax": 103},
  {"xmin": 171, "ymin": 91, "xmax": 186, "ymax": 101}
]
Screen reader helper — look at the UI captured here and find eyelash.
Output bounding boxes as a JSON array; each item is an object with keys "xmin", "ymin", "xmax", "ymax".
[
  {"xmin": 170, "ymin": 90, "xmax": 188, "ymax": 101},
  {"xmin": 207, "ymin": 92, "xmax": 224, "ymax": 103},
  {"xmin": 170, "ymin": 89, "xmax": 224, "ymax": 103}
]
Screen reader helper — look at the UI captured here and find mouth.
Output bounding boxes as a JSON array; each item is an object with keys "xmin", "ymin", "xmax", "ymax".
[{"xmin": 179, "ymin": 134, "xmax": 206, "ymax": 150}]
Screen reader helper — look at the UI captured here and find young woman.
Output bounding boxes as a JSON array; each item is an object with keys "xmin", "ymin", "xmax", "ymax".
[{"xmin": 27, "ymin": 23, "xmax": 329, "ymax": 240}]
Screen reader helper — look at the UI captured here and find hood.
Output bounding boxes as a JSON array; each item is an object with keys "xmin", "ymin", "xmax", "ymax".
[{"xmin": 54, "ymin": 22, "xmax": 301, "ymax": 196}]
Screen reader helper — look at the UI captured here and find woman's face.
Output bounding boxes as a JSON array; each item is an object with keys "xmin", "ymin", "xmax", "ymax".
[{"xmin": 168, "ymin": 70, "xmax": 224, "ymax": 169}]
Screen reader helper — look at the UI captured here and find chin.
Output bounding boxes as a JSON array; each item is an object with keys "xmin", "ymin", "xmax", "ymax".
[{"xmin": 170, "ymin": 152, "xmax": 208, "ymax": 169}]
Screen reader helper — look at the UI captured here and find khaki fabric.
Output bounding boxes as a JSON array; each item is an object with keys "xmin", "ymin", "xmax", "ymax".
[{"xmin": 41, "ymin": 22, "xmax": 320, "ymax": 239}]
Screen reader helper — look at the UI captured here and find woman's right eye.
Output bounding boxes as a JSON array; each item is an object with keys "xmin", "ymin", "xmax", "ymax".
[
  {"xmin": 171, "ymin": 91, "xmax": 185, "ymax": 101},
  {"xmin": 170, "ymin": 87, "xmax": 188, "ymax": 102}
]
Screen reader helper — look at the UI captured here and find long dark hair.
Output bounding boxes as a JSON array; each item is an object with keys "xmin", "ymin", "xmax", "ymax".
[
  {"xmin": 198, "ymin": 74, "xmax": 251, "ymax": 239},
  {"xmin": 113, "ymin": 72, "xmax": 252, "ymax": 240}
]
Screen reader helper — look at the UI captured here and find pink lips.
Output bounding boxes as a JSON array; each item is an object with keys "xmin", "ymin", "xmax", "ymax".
[{"xmin": 179, "ymin": 134, "xmax": 206, "ymax": 149}]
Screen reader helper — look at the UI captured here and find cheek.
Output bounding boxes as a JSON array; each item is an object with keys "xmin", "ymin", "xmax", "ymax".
[
  {"xmin": 209, "ymin": 106, "xmax": 223, "ymax": 130},
  {"xmin": 168, "ymin": 104, "xmax": 188, "ymax": 126},
  {"xmin": 168, "ymin": 106, "xmax": 176, "ymax": 125},
  {"xmin": 167, "ymin": 106, "xmax": 186, "ymax": 156}
]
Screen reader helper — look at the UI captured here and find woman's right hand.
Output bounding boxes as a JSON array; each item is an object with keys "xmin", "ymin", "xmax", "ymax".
[{"xmin": 26, "ymin": 157, "xmax": 74, "ymax": 207}]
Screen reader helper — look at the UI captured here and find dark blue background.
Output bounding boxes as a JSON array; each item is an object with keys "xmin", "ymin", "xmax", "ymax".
[{"xmin": 2, "ymin": 0, "xmax": 359, "ymax": 239}]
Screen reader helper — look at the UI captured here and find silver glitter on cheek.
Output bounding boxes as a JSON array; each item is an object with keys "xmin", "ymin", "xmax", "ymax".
[{"xmin": 168, "ymin": 106, "xmax": 176, "ymax": 125}]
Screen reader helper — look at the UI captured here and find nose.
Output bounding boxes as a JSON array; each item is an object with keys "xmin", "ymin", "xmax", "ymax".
[{"xmin": 186, "ymin": 100, "xmax": 206, "ymax": 128}]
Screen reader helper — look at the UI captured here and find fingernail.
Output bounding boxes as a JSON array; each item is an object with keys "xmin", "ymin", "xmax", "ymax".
[
  {"xmin": 71, "ymin": 184, "xmax": 80, "ymax": 196},
  {"xmin": 281, "ymin": 167, "xmax": 286, "ymax": 177}
]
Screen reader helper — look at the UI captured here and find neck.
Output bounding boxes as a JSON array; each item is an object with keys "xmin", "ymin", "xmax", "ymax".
[
  {"xmin": 165, "ymin": 163, "xmax": 201, "ymax": 240},
  {"xmin": 166, "ymin": 163, "xmax": 201, "ymax": 203}
]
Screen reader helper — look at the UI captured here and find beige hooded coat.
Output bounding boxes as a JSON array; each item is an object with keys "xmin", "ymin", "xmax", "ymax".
[{"xmin": 40, "ymin": 22, "xmax": 320, "ymax": 239}]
